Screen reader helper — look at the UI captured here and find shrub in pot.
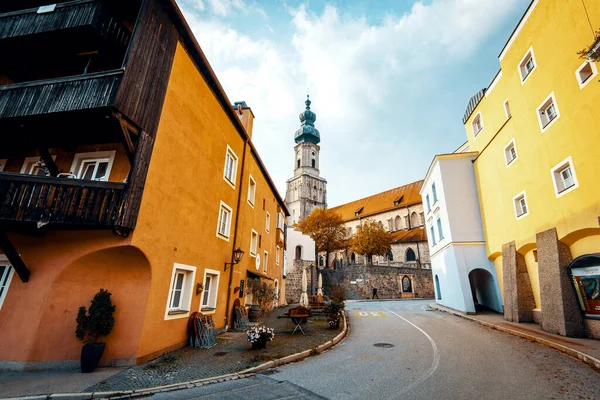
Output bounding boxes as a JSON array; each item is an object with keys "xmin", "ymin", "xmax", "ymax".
[{"xmin": 76, "ymin": 289, "xmax": 116, "ymax": 373}]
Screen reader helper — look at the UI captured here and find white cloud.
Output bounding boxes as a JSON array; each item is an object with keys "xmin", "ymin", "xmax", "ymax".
[{"xmin": 176, "ymin": 0, "xmax": 522, "ymax": 206}]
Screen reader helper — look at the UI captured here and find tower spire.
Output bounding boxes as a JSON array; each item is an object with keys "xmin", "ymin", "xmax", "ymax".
[{"xmin": 295, "ymin": 95, "xmax": 320, "ymax": 144}]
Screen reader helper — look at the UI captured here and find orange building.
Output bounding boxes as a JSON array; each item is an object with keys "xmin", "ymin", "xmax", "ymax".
[{"xmin": 0, "ymin": 0, "xmax": 287, "ymax": 370}]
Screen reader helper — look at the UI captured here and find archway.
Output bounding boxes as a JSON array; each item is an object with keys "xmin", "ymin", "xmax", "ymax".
[
  {"xmin": 351, "ymin": 253, "xmax": 356, "ymax": 264},
  {"xmin": 402, "ymin": 275, "xmax": 413, "ymax": 293},
  {"xmin": 468, "ymin": 268, "xmax": 502, "ymax": 313},
  {"xmin": 319, "ymin": 256, "xmax": 324, "ymax": 267},
  {"xmin": 435, "ymin": 275, "xmax": 441, "ymax": 300},
  {"xmin": 295, "ymin": 245, "xmax": 302, "ymax": 260}
]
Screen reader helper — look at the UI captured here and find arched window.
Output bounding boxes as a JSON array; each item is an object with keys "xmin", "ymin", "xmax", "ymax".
[
  {"xmin": 406, "ymin": 248, "xmax": 416, "ymax": 262},
  {"xmin": 394, "ymin": 215, "xmax": 401, "ymax": 231},
  {"xmin": 351, "ymin": 253, "xmax": 356, "ymax": 264},
  {"xmin": 386, "ymin": 250, "xmax": 393, "ymax": 261},
  {"xmin": 319, "ymin": 256, "xmax": 324, "ymax": 266},
  {"xmin": 311, "ymin": 159, "xmax": 316, "ymax": 168},
  {"xmin": 435, "ymin": 275, "xmax": 442, "ymax": 300},
  {"xmin": 297, "ymin": 159, "xmax": 300, "ymax": 169},
  {"xmin": 410, "ymin": 212, "xmax": 419, "ymax": 228},
  {"xmin": 367, "ymin": 255, "xmax": 372, "ymax": 264},
  {"xmin": 348, "ymin": 227, "xmax": 353, "ymax": 236},
  {"xmin": 295, "ymin": 245, "xmax": 302, "ymax": 260},
  {"xmin": 378, "ymin": 221, "xmax": 383, "ymax": 229}
]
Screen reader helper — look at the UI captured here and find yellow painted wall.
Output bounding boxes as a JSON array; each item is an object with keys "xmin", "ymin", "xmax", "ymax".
[{"xmin": 464, "ymin": 0, "xmax": 600, "ymax": 305}]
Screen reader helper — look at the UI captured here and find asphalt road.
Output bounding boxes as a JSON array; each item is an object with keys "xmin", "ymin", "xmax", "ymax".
[{"xmin": 152, "ymin": 300, "xmax": 600, "ymax": 399}]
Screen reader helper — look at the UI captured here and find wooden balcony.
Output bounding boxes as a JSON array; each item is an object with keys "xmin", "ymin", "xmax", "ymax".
[
  {"xmin": 0, "ymin": 70, "xmax": 124, "ymax": 119},
  {"xmin": 0, "ymin": 0, "xmax": 131, "ymax": 47},
  {"xmin": 0, "ymin": 172, "xmax": 126, "ymax": 229}
]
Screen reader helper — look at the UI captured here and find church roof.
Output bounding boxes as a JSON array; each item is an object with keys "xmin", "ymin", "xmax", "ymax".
[
  {"xmin": 389, "ymin": 227, "xmax": 427, "ymax": 243},
  {"xmin": 329, "ymin": 180, "xmax": 424, "ymax": 222}
]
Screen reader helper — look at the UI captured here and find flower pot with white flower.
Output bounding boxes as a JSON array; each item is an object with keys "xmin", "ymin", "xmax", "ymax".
[{"xmin": 246, "ymin": 326, "xmax": 275, "ymax": 350}]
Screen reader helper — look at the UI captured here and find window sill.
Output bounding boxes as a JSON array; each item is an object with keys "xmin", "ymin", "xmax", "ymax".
[
  {"xmin": 506, "ymin": 158, "xmax": 516, "ymax": 166},
  {"xmin": 168, "ymin": 309, "xmax": 189, "ymax": 315},
  {"xmin": 200, "ymin": 307, "xmax": 216, "ymax": 312}
]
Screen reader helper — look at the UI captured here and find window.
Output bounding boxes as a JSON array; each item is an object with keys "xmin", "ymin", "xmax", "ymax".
[
  {"xmin": 410, "ymin": 212, "xmax": 419, "ymax": 228},
  {"xmin": 277, "ymin": 212, "xmax": 285, "ymax": 230},
  {"xmin": 394, "ymin": 215, "xmax": 401, "ymax": 231},
  {"xmin": 216, "ymin": 201, "xmax": 233, "ymax": 240},
  {"xmin": 504, "ymin": 100, "xmax": 511, "ymax": 119},
  {"xmin": 259, "ymin": 234, "xmax": 262, "ymax": 248},
  {"xmin": 435, "ymin": 275, "xmax": 441, "ymax": 300},
  {"xmin": 71, "ymin": 151, "xmax": 115, "ymax": 181},
  {"xmin": 201, "ymin": 269, "xmax": 220, "ymax": 312},
  {"xmin": 551, "ymin": 156, "xmax": 579, "ymax": 197},
  {"xmin": 311, "ymin": 159, "xmax": 316, "ymax": 168},
  {"xmin": 513, "ymin": 191, "xmax": 529, "ymax": 219},
  {"xmin": 297, "ymin": 159, "xmax": 300, "ymax": 169},
  {"xmin": 386, "ymin": 250, "xmax": 393, "ymax": 261},
  {"xmin": 430, "ymin": 226, "xmax": 436, "ymax": 245},
  {"xmin": 276, "ymin": 246, "xmax": 280, "ymax": 264},
  {"xmin": 247, "ymin": 175, "xmax": 256, "ymax": 206},
  {"xmin": 432, "ymin": 183, "xmax": 438, "ymax": 203},
  {"xmin": 223, "ymin": 146, "xmax": 238, "ymax": 187},
  {"xmin": 263, "ymin": 251, "xmax": 268, "ymax": 273},
  {"xmin": 472, "ymin": 113, "xmax": 483, "ymax": 137},
  {"xmin": 295, "ymin": 245, "xmax": 302, "ymax": 260},
  {"xmin": 504, "ymin": 140, "xmax": 517, "ymax": 166},
  {"xmin": 165, "ymin": 264, "xmax": 196, "ymax": 318},
  {"xmin": 265, "ymin": 211, "xmax": 271, "ymax": 232},
  {"xmin": 21, "ymin": 155, "xmax": 56, "ymax": 176},
  {"xmin": 250, "ymin": 230, "xmax": 258, "ymax": 255},
  {"xmin": 576, "ymin": 60, "xmax": 598, "ymax": 89},
  {"xmin": 406, "ymin": 248, "xmax": 416, "ymax": 262},
  {"xmin": 537, "ymin": 92, "xmax": 560, "ymax": 132},
  {"xmin": 0, "ymin": 159, "xmax": 6, "ymax": 171},
  {"xmin": 0, "ymin": 259, "xmax": 14, "ymax": 310},
  {"xmin": 437, "ymin": 218, "xmax": 444, "ymax": 240},
  {"xmin": 426, "ymin": 195, "xmax": 431, "ymax": 212},
  {"xmin": 518, "ymin": 47, "xmax": 536, "ymax": 82}
]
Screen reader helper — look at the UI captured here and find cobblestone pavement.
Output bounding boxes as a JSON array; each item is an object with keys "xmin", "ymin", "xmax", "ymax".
[{"xmin": 85, "ymin": 306, "xmax": 341, "ymax": 392}]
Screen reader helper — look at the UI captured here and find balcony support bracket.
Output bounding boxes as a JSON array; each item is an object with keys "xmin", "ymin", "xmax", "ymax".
[
  {"xmin": 0, "ymin": 232, "xmax": 30, "ymax": 283},
  {"xmin": 114, "ymin": 112, "xmax": 139, "ymax": 165}
]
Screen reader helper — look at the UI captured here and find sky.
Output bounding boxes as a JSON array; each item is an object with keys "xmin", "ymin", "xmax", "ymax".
[{"xmin": 174, "ymin": 0, "xmax": 531, "ymax": 207}]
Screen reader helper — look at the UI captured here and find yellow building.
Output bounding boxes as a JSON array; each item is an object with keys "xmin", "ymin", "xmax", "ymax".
[{"xmin": 463, "ymin": 0, "xmax": 600, "ymax": 338}]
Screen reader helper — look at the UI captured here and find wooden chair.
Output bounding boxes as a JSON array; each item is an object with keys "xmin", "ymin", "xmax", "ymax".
[
  {"xmin": 188, "ymin": 311, "xmax": 218, "ymax": 348},
  {"xmin": 232, "ymin": 298, "xmax": 249, "ymax": 331}
]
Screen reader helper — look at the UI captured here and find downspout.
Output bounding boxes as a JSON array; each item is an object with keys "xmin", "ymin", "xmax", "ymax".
[{"xmin": 225, "ymin": 138, "xmax": 249, "ymax": 329}]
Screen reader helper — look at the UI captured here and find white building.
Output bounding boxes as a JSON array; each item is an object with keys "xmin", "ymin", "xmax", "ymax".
[{"xmin": 420, "ymin": 149, "xmax": 503, "ymax": 314}]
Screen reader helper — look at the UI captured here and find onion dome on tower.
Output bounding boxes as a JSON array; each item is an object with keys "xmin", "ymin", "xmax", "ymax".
[{"xmin": 294, "ymin": 95, "xmax": 321, "ymax": 144}]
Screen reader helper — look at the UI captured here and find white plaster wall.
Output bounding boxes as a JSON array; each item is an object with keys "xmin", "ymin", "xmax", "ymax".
[{"xmin": 286, "ymin": 228, "xmax": 316, "ymax": 262}]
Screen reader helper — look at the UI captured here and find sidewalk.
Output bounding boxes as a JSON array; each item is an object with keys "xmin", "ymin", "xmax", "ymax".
[
  {"xmin": 429, "ymin": 303, "xmax": 600, "ymax": 369},
  {"xmin": 0, "ymin": 305, "xmax": 347, "ymax": 399}
]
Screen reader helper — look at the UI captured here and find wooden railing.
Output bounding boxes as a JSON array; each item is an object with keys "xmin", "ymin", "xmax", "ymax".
[
  {"xmin": 0, "ymin": 70, "xmax": 124, "ymax": 119},
  {"xmin": 0, "ymin": 172, "xmax": 125, "ymax": 227}
]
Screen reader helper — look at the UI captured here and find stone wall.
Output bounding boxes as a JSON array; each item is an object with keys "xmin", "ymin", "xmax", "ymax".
[
  {"xmin": 284, "ymin": 259, "xmax": 315, "ymax": 304},
  {"xmin": 321, "ymin": 263, "xmax": 434, "ymax": 300}
]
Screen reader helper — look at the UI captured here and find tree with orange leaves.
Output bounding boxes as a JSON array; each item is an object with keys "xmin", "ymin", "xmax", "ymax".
[
  {"xmin": 349, "ymin": 219, "xmax": 391, "ymax": 264},
  {"xmin": 295, "ymin": 208, "xmax": 346, "ymax": 268}
]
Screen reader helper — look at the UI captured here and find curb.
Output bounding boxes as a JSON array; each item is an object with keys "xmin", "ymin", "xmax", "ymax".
[
  {"xmin": 5, "ymin": 312, "xmax": 349, "ymax": 400},
  {"xmin": 349, "ymin": 298, "xmax": 434, "ymax": 303},
  {"xmin": 429, "ymin": 304, "xmax": 600, "ymax": 370}
]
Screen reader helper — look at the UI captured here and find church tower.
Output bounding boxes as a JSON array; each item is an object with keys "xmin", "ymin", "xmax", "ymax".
[{"xmin": 285, "ymin": 95, "xmax": 327, "ymax": 225}]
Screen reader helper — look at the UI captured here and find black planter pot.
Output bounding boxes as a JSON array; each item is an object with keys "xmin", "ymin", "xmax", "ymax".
[
  {"xmin": 252, "ymin": 338, "xmax": 268, "ymax": 350},
  {"xmin": 81, "ymin": 342, "xmax": 106, "ymax": 373}
]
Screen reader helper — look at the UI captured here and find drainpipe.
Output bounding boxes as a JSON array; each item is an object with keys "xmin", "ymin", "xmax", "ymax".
[
  {"xmin": 224, "ymin": 138, "xmax": 249, "ymax": 329},
  {"xmin": 416, "ymin": 242, "xmax": 422, "ymax": 269}
]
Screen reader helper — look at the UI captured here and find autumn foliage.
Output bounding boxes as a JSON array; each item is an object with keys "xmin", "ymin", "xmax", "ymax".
[
  {"xmin": 295, "ymin": 208, "xmax": 346, "ymax": 259},
  {"xmin": 349, "ymin": 219, "xmax": 392, "ymax": 261}
]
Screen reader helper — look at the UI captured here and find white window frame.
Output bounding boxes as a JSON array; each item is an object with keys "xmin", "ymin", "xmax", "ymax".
[
  {"xmin": 536, "ymin": 92, "xmax": 560, "ymax": 133},
  {"xmin": 247, "ymin": 175, "xmax": 256, "ymax": 207},
  {"xmin": 276, "ymin": 246, "xmax": 280, "ymax": 265},
  {"xmin": 164, "ymin": 263, "xmax": 196, "ymax": 320},
  {"xmin": 223, "ymin": 145, "xmax": 238, "ymax": 189},
  {"xmin": 436, "ymin": 218, "xmax": 444, "ymax": 240},
  {"xmin": 0, "ymin": 159, "xmax": 6, "ymax": 171},
  {"xmin": 472, "ymin": 112, "xmax": 484, "ymax": 137},
  {"xmin": 504, "ymin": 139, "xmax": 518, "ymax": 167},
  {"xmin": 551, "ymin": 156, "xmax": 579, "ymax": 198},
  {"xmin": 504, "ymin": 99, "xmax": 511, "ymax": 119},
  {"xmin": 277, "ymin": 212, "xmax": 285, "ymax": 230},
  {"xmin": 20, "ymin": 155, "xmax": 57, "ymax": 176},
  {"xmin": 576, "ymin": 59, "xmax": 598, "ymax": 89},
  {"xmin": 250, "ymin": 229, "xmax": 258, "ymax": 256},
  {"xmin": 216, "ymin": 201, "xmax": 233, "ymax": 241},
  {"xmin": 513, "ymin": 191, "xmax": 529, "ymax": 220},
  {"xmin": 0, "ymin": 256, "xmax": 15, "ymax": 310},
  {"xmin": 263, "ymin": 251, "xmax": 268, "ymax": 273},
  {"xmin": 70, "ymin": 151, "xmax": 116, "ymax": 182},
  {"xmin": 200, "ymin": 268, "xmax": 220, "ymax": 314},
  {"xmin": 518, "ymin": 46, "xmax": 536, "ymax": 84},
  {"xmin": 265, "ymin": 211, "xmax": 270, "ymax": 232}
]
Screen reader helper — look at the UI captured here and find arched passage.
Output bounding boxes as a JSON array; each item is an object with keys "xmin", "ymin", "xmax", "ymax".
[
  {"xmin": 27, "ymin": 246, "xmax": 152, "ymax": 363},
  {"xmin": 351, "ymin": 253, "xmax": 356, "ymax": 264},
  {"xmin": 468, "ymin": 268, "xmax": 502, "ymax": 313},
  {"xmin": 295, "ymin": 245, "xmax": 302, "ymax": 260}
]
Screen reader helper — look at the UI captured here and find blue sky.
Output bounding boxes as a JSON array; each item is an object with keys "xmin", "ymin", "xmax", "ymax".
[{"xmin": 175, "ymin": 0, "xmax": 531, "ymax": 207}]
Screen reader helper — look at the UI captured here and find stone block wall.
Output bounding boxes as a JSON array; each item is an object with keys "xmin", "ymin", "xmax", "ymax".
[{"xmin": 285, "ymin": 259, "xmax": 315, "ymax": 304}]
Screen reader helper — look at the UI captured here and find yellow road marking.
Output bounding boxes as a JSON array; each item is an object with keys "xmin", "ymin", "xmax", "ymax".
[{"xmin": 353, "ymin": 310, "xmax": 387, "ymax": 318}]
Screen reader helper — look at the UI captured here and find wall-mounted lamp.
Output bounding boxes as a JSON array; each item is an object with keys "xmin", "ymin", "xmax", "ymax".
[
  {"xmin": 224, "ymin": 247, "xmax": 245, "ymax": 271},
  {"xmin": 196, "ymin": 283, "xmax": 203, "ymax": 295}
]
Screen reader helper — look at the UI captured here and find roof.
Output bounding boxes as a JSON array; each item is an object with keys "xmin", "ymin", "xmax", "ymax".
[
  {"xmin": 389, "ymin": 227, "xmax": 427, "ymax": 243},
  {"xmin": 462, "ymin": 88, "xmax": 486, "ymax": 124},
  {"xmin": 329, "ymin": 180, "xmax": 424, "ymax": 222},
  {"xmin": 420, "ymin": 151, "xmax": 478, "ymax": 193}
]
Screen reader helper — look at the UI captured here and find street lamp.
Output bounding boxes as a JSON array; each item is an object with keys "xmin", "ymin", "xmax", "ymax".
[{"xmin": 224, "ymin": 247, "xmax": 245, "ymax": 271}]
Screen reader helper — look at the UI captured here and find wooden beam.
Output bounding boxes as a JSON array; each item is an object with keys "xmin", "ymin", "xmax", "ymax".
[
  {"xmin": 0, "ymin": 232, "xmax": 30, "ymax": 283},
  {"xmin": 38, "ymin": 147, "xmax": 59, "ymax": 177},
  {"xmin": 114, "ymin": 112, "xmax": 139, "ymax": 165}
]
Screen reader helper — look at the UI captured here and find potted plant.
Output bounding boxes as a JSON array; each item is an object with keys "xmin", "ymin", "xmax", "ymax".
[
  {"xmin": 246, "ymin": 326, "xmax": 275, "ymax": 350},
  {"xmin": 247, "ymin": 279, "xmax": 276, "ymax": 321},
  {"xmin": 324, "ymin": 302, "xmax": 343, "ymax": 329},
  {"xmin": 75, "ymin": 289, "xmax": 116, "ymax": 373}
]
